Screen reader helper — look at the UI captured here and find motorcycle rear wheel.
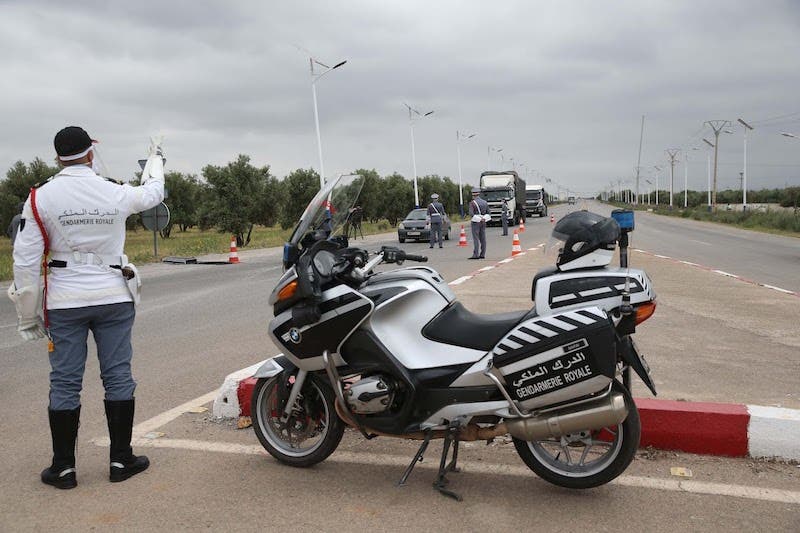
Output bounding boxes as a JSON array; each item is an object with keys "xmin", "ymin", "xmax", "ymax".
[
  {"xmin": 513, "ymin": 382, "xmax": 640, "ymax": 489},
  {"xmin": 252, "ymin": 374, "xmax": 344, "ymax": 468}
]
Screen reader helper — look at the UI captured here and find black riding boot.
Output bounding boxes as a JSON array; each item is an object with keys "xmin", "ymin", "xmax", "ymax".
[
  {"xmin": 41, "ymin": 407, "xmax": 80, "ymax": 489},
  {"xmin": 104, "ymin": 399, "xmax": 150, "ymax": 482}
]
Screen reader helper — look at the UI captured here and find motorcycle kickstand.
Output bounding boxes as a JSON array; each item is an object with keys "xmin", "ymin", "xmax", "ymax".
[
  {"xmin": 446, "ymin": 435, "xmax": 460, "ymax": 474},
  {"xmin": 433, "ymin": 425, "xmax": 463, "ymax": 502},
  {"xmin": 397, "ymin": 429, "xmax": 432, "ymax": 487}
]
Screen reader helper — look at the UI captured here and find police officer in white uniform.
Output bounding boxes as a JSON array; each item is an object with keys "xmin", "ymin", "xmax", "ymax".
[{"xmin": 10, "ymin": 126, "xmax": 165, "ymax": 489}]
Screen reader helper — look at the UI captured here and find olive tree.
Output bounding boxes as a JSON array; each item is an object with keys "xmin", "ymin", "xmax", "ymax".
[{"xmin": 201, "ymin": 155, "xmax": 276, "ymax": 246}]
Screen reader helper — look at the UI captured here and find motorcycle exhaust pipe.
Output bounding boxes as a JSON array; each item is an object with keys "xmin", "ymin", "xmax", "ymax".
[{"xmin": 505, "ymin": 392, "xmax": 628, "ymax": 442}]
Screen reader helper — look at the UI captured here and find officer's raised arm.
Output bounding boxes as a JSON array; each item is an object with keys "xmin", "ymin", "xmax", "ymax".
[{"xmin": 124, "ymin": 137, "xmax": 166, "ymax": 214}]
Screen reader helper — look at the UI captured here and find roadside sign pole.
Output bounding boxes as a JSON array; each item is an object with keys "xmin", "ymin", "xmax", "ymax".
[{"xmin": 140, "ymin": 202, "xmax": 170, "ymax": 259}]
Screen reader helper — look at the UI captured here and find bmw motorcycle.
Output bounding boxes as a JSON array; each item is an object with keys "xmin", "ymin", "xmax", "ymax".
[{"xmin": 251, "ymin": 174, "xmax": 657, "ymax": 499}]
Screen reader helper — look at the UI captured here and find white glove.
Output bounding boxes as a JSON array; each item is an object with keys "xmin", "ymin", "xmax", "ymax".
[
  {"xmin": 122, "ymin": 263, "xmax": 141, "ymax": 307},
  {"xmin": 149, "ymin": 135, "xmax": 165, "ymax": 158},
  {"xmin": 18, "ymin": 316, "xmax": 47, "ymax": 341},
  {"xmin": 141, "ymin": 136, "xmax": 165, "ymax": 185}
]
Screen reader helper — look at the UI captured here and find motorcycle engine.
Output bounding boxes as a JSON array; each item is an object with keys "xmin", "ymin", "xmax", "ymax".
[{"xmin": 345, "ymin": 375, "xmax": 396, "ymax": 414}]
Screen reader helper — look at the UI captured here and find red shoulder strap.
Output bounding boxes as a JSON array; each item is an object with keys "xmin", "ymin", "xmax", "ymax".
[
  {"xmin": 29, "ymin": 187, "xmax": 49, "ymax": 255},
  {"xmin": 29, "ymin": 187, "xmax": 50, "ymax": 330}
]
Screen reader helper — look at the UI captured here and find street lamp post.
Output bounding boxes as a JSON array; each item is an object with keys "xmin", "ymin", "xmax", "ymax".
[
  {"xmin": 653, "ymin": 165, "xmax": 661, "ymax": 206},
  {"xmin": 738, "ymin": 118, "xmax": 754, "ymax": 210},
  {"xmin": 456, "ymin": 130, "xmax": 476, "ymax": 217},
  {"xmin": 308, "ymin": 56, "xmax": 347, "ymax": 189},
  {"xmin": 684, "ymin": 151, "xmax": 689, "ymax": 208},
  {"xmin": 405, "ymin": 103, "xmax": 434, "ymax": 208}
]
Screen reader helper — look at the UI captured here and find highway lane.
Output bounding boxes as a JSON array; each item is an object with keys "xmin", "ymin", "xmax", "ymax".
[{"xmin": 569, "ymin": 200, "xmax": 800, "ymax": 292}]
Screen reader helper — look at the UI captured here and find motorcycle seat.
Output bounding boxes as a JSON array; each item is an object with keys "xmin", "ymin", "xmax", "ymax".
[{"xmin": 422, "ymin": 302, "xmax": 527, "ymax": 351}]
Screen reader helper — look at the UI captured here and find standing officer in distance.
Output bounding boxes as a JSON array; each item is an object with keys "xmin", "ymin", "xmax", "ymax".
[
  {"xmin": 6, "ymin": 201, "xmax": 24, "ymax": 245},
  {"xmin": 501, "ymin": 197, "xmax": 510, "ymax": 236},
  {"xmin": 468, "ymin": 188, "xmax": 488, "ymax": 259},
  {"xmin": 9, "ymin": 126, "xmax": 165, "ymax": 489},
  {"xmin": 427, "ymin": 193, "xmax": 445, "ymax": 248}
]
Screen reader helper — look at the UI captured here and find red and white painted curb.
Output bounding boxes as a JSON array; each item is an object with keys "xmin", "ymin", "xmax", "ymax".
[
  {"xmin": 637, "ymin": 399, "xmax": 800, "ymax": 460},
  {"xmin": 217, "ymin": 366, "xmax": 800, "ymax": 462}
]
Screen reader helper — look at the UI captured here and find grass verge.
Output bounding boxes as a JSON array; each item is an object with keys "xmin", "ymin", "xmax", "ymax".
[{"xmin": 609, "ymin": 203, "xmax": 800, "ymax": 238}]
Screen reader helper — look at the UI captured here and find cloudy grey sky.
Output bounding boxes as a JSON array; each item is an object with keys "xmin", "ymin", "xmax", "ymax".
[{"xmin": 1, "ymin": 0, "xmax": 799, "ymax": 197}]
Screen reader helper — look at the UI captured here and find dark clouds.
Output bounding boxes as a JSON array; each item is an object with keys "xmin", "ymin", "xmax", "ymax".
[{"xmin": 1, "ymin": 0, "xmax": 798, "ymax": 195}]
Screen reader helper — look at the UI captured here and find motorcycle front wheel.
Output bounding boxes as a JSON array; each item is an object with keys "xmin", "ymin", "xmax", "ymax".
[
  {"xmin": 251, "ymin": 373, "xmax": 344, "ymax": 468},
  {"xmin": 513, "ymin": 382, "xmax": 640, "ymax": 489}
]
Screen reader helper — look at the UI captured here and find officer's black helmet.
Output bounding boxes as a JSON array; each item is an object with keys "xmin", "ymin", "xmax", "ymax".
[{"xmin": 546, "ymin": 211, "xmax": 620, "ymax": 271}]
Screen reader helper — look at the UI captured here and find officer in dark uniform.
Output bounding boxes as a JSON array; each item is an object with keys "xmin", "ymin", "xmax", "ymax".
[{"xmin": 501, "ymin": 198, "xmax": 510, "ymax": 236}]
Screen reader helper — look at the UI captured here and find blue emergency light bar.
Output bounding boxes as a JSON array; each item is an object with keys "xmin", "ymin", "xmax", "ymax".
[{"xmin": 611, "ymin": 209, "xmax": 635, "ymax": 231}]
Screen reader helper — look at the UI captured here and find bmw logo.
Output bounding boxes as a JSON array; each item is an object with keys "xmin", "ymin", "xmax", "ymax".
[{"xmin": 289, "ymin": 328, "xmax": 302, "ymax": 344}]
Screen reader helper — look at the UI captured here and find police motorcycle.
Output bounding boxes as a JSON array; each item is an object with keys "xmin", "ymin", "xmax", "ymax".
[{"xmin": 251, "ymin": 174, "xmax": 657, "ymax": 499}]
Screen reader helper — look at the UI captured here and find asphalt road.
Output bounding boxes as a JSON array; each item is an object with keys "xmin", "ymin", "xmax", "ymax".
[
  {"xmin": 576, "ymin": 200, "xmax": 800, "ymax": 293},
  {"xmin": 1, "ymin": 208, "xmax": 798, "ymax": 531}
]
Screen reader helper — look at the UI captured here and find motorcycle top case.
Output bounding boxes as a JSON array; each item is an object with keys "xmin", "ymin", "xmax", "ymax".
[
  {"xmin": 532, "ymin": 266, "xmax": 655, "ymax": 316},
  {"xmin": 491, "ymin": 306, "xmax": 617, "ymax": 410}
]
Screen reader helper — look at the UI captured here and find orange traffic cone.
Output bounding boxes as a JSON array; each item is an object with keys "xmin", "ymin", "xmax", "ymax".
[
  {"xmin": 458, "ymin": 225, "xmax": 468, "ymax": 247},
  {"xmin": 511, "ymin": 231, "xmax": 522, "ymax": 256},
  {"xmin": 229, "ymin": 235, "xmax": 240, "ymax": 264},
  {"xmin": 550, "ymin": 214, "xmax": 555, "ymax": 224},
  {"xmin": 519, "ymin": 218, "xmax": 525, "ymax": 232}
]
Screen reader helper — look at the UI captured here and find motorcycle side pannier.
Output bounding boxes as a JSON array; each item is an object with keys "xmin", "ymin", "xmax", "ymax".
[{"xmin": 491, "ymin": 306, "xmax": 617, "ymax": 411}]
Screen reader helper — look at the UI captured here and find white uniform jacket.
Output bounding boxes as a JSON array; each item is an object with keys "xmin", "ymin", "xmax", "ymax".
[{"xmin": 12, "ymin": 164, "xmax": 164, "ymax": 310}]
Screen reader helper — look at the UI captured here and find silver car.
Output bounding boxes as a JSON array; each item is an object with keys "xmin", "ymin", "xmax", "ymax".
[{"xmin": 397, "ymin": 208, "xmax": 451, "ymax": 243}]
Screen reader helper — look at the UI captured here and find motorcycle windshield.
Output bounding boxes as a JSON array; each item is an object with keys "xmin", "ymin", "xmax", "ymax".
[{"xmin": 288, "ymin": 174, "xmax": 365, "ymax": 246}]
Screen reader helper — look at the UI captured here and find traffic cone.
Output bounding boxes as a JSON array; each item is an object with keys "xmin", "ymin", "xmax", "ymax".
[
  {"xmin": 228, "ymin": 235, "xmax": 240, "ymax": 264},
  {"xmin": 458, "ymin": 225, "xmax": 468, "ymax": 247},
  {"xmin": 550, "ymin": 214, "xmax": 555, "ymax": 224},
  {"xmin": 519, "ymin": 218, "xmax": 525, "ymax": 233},
  {"xmin": 511, "ymin": 231, "xmax": 522, "ymax": 257}
]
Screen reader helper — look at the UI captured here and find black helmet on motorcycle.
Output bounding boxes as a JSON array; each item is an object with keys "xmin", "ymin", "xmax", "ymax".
[{"xmin": 546, "ymin": 211, "xmax": 620, "ymax": 271}]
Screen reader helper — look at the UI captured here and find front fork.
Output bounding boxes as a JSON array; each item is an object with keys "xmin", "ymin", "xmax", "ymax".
[{"xmin": 281, "ymin": 369, "xmax": 308, "ymax": 422}]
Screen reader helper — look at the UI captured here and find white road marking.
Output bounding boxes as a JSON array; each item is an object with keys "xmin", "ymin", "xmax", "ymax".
[
  {"xmin": 101, "ymin": 436, "xmax": 800, "ymax": 505},
  {"xmin": 680, "ymin": 260, "xmax": 700, "ymax": 266},
  {"xmin": 478, "ymin": 266, "xmax": 495, "ymax": 272},
  {"xmin": 134, "ymin": 390, "xmax": 218, "ymax": 436},
  {"xmin": 689, "ymin": 239, "xmax": 711, "ymax": 246},
  {"xmin": 654, "ymin": 254, "xmax": 671, "ymax": 259},
  {"xmin": 713, "ymin": 270, "xmax": 739, "ymax": 278},
  {"xmin": 762, "ymin": 284, "xmax": 794, "ymax": 295},
  {"xmin": 498, "ymin": 258, "xmax": 515, "ymax": 264},
  {"xmin": 449, "ymin": 276, "xmax": 473, "ymax": 286}
]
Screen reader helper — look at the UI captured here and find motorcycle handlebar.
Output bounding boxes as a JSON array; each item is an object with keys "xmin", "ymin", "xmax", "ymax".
[{"xmin": 379, "ymin": 246, "xmax": 428, "ymax": 264}]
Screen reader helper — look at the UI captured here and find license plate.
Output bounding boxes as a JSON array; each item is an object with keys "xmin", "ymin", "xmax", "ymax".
[{"xmin": 407, "ymin": 231, "xmax": 420, "ymax": 236}]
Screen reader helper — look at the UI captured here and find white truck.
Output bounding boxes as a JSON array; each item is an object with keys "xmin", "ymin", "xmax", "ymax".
[
  {"xmin": 525, "ymin": 184, "xmax": 548, "ymax": 217},
  {"xmin": 478, "ymin": 171, "xmax": 526, "ymax": 225}
]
